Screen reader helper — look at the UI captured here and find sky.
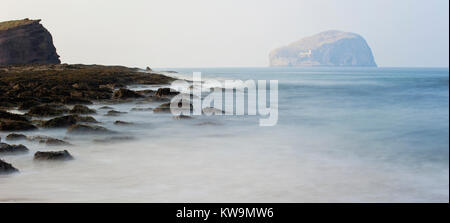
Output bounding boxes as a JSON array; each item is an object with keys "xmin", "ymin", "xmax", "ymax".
[{"xmin": 1, "ymin": 0, "xmax": 449, "ymax": 68}]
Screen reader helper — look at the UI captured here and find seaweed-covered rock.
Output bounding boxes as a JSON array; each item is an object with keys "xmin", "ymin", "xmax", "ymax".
[
  {"xmin": 26, "ymin": 104, "xmax": 69, "ymax": 117},
  {"xmin": 42, "ymin": 115, "xmax": 77, "ymax": 128},
  {"xmin": 67, "ymin": 124, "xmax": 113, "ymax": 134},
  {"xmin": 34, "ymin": 150, "xmax": 73, "ymax": 161},
  {"xmin": 0, "ymin": 120, "xmax": 37, "ymax": 131},
  {"xmin": 0, "ymin": 159, "xmax": 18, "ymax": 174},
  {"xmin": 42, "ymin": 114, "xmax": 98, "ymax": 128},
  {"xmin": 99, "ymin": 106, "xmax": 114, "ymax": 110},
  {"xmin": 113, "ymin": 88, "xmax": 143, "ymax": 99},
  {"xmin": 0, "ymin": 143, "xmax": 29, "ymax": 154},
  {"xmin": 69, "ymin": 105, "xmax": 96, "ymax": 114},
  {"xmin": 6, "ymin": 133, "xmax": 27, "ymax": 141}
]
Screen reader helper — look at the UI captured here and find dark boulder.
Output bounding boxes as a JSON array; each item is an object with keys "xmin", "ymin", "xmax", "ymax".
[
  {"xmin": 6, "ymin": 133, "xmax": 27, "ymax": 141},
  {"xmin": 0, "ymin": 159, "xmax": 18, "ymax": 174},
  {"xmin": 69, "ymin": 105, "xmax": 96, "ymax": 114},
  {"xmin": 42, "ymin": 115, "xmax": 77, "ymax": 128},
  {"xmin": 114, "ymin": 120, "xmax": 133, "ymax": 125},
  {"xmin": 0, "ymin": 110, "xmax": 29, "ymax": 122},
  {"xmin": 0, "ymin": 120, "xmax": 37, "ymax": 131},
  {"xmin": 34, "ymin": 150, "xmax": 73, "ymax": 161},
  {"xmin": 0, "ymin": 143, "xmax": 29, "ymax": 154},
  {"xmin": 26, "ymin": 104, "xmax": 69, "ymax": 117}
]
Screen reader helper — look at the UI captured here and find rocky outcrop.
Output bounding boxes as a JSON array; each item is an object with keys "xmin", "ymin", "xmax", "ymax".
[
  {"xmin": 0, "ymin": 19, "xmax": 60, "ymax": 65},
  {"xmin": 34, "ymin": 150, "xmax": 73, "ymax": 161},
  {"xmin": 269, "ymin": 30, "xmax": 377, "ymax": 67},
  {"xmin": 0, "ymin": 159, "xmax": 18, "ymax": 174}
]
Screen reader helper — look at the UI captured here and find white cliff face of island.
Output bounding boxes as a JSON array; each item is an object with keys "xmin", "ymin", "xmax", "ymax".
[{"xmin": 269, "ymin": 30, "xmax": 377, "ymax": 67}]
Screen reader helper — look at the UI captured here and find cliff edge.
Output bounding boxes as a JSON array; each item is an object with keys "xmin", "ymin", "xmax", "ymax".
[{"xmin": 0, "ymin": 18, "xmax": 60, "ymax": 65}]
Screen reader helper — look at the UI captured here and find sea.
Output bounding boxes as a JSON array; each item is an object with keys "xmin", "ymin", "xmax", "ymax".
[{"xmin": 0, "ymin": 67, "xmax": 448, "ymax": 202}]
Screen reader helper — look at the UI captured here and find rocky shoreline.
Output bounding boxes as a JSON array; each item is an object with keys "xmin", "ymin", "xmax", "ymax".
[{"xmin": 0, "ymin": 64, "xmax": 184, "ymax": 174}]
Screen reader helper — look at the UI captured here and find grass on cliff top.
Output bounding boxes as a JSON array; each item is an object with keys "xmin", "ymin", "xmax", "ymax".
[{"xmin": 0, "ymin": 18, "xmax": 39, "ymax": 31}]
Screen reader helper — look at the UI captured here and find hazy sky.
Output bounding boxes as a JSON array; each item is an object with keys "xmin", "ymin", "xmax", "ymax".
[{"xmin": 2, "ymin": 0, "xmax": 449, "ymax": 68}]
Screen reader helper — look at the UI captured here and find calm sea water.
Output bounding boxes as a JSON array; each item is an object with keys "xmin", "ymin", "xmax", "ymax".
[{"xmin": 0, "ymin": 67, "xmax": 448, "ymax": 202}]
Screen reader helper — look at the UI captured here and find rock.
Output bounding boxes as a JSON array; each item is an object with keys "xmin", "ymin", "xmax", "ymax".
[
  {"xmin": 0, "ymin": 119, "xmax": 37, "ymax": 131},
  {"xmin": 67, "ymin": 124, "xmax": 113, "ymax": 134},
  {"xmin": 42, "ymin": 115, "xmax": 77, "ymax": 128},
  {"xmin": 39, "ymin": 138, "xmax": 71, "ymax": 146},
  {"xmin": 114, "ymin": 120, "xmax": 133, "ymax": 125},
  {"xmin": 135, "ymin": 89, "xmax": 155, "ymax": 96},
  {"xmin": 155, "ymin": 88, "xmax": 180, "ymax": 98},
  {"xmin": 131, "ymin": 107, "xmax": 153, "ymax": 112},
  {"xmin": 0, "ymin": 19, "xmax": 60, "ymax": 65},
  {"xmin": 26, "ymin": 104, "xmax": 69, "ymax": 117},
  {"xmin": 69, "ymin": 105, "xmax": 96, "ymax": 114},
  {"xmin": 0, "ymin": 159, "xmax": 18, "ymax": 174},
  {"xmin": 42, "ymin": 114, "xmax": 99, "ymax": 128},
  {"xmin": 0, "ymin": 143, "xmax": 29, "ymax": 154},
  {"xmin": 93, "ymin": 136, "xmax": 135, "ymax": 143},
  {"xmin": 0, "ymin": 64, "xmax": 175, "ymax": 109},
  {"xmin": 75, "ymin": 115, "xmax": 98, "ymax": 123},
  {"xmin": 99, "ymin": 106, "xmax": 114, "ymax": 110},
  {"xmin": 269, "ymin": 30, "xmax": 377, "ymax": 67},
  {"xmin": 0, "ymin": 110, "xmax": 29, "ymax": 122},
  {"xmin": 146, "ymin": 66, "xmax": 152, "ymax": 71},
  {"xmin": 18, "ymin": 100, "xmax": 41, "ymax": 110},
  {"xmin": 113, "ymin": 88, "xmax": 143, "ymax": 99},
  {"xmin": 105, "ymin": 110, "xmax": 127, "ymax": 116},
  {"xmin": 173, "ymin": 115, "xmax": 193, "ymax": 120},
  {"xmin": 6, "ymin": 133, "xmax": 27, "ymax": 141},
  {"xmin": 34, "ymin": 150, "xmax": 73, "ymax": 161}
]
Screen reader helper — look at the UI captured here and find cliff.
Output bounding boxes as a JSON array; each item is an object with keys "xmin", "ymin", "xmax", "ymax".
[
  {"xmin": 0, "ymin": 18, "xmax": 60, "ymax": 65},
  {"xmin": 269, "ymin": 30, "xmax": 377, "ymax": 67}
]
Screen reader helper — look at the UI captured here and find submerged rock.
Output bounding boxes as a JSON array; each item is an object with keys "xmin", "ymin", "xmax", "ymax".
[
  {"xmin": 67, "ymin": 124, "xmax": 113, "ymax": 134},
  {"xmin": 6, "ymin": 133, "xmax": 27, "ymax": 141},
  {"xmin": 173, "ymin": 115, "xmax": 193, "ymax": 120},
  {"xmin": 0, "ymin": 143, "xmax": 29, "ymax": 154},
  {"xmin": 34, "ymin": 150, "xmax": 73, "ymax": 161},
  {"xmin": 114, "ymin": 120, "xmax": 133, "ymax": 125},
  {"xmin": 93, "ymin": 136, "xmax": 135, "ymax": 143},
  {"xmin": 27, "ymin": 135, "xmax": 71, "ymax": 146},
  {"xmin": 105, "ymin": 110, "xmax": 127, "ymax": 116},
  {"xmin": 131, "ymin": 107, "xmax": 153, "ymax": 112},
  {"xmin": 69, "ymin": 105, "xmax": 96, "ymax": 114},
  {"xmin": 0, "ymin": 159, "xmax": 18, "ymax": 174},
  {"xmin": 99, "ymin": 106, "xmax": 114, "ymax": 110}
]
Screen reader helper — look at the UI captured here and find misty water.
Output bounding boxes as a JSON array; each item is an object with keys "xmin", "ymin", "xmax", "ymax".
[{"xmin": 0, "ymin": 67, "xmax": 448, "ymax": 202}]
